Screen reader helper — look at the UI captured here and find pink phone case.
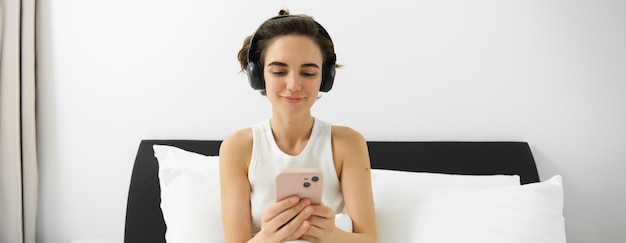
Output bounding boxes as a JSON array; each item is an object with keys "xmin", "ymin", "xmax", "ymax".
[{"xmin": 275, "ymin": 168, "xmax": 324, "ymax": 205}]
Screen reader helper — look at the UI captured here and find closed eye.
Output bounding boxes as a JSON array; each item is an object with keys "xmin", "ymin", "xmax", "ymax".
[{"xmin": 271, "ymin": 71, "xmax": 286, "ymax": 76}]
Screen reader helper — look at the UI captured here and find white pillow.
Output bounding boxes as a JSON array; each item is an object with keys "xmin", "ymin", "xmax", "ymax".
[
  {"xmin": 153, "ymin": 146, "xmax": 557, "ymax": 243},
  {"xmin": 154, "ymin": 145, "xmax": 353, "ymax": 243},
  {"xmin": 408, "ymin": 175, "xmax": 566, "ymax": 243},
  {"xmin": 372, "ymin": 169, "xmax": 522, "ymax": 242},
  {"xmin": 153, "ymin": 145, "xmax": 223, "ymax": 243}
]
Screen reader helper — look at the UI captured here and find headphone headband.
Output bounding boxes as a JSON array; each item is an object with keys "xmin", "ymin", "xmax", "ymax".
[{"xmin": 246, "ymin": 15, "xmax": 337, "ymax": 92}]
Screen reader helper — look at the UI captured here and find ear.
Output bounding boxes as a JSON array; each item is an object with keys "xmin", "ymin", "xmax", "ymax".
[
  {"xmin": 320, "ymin": 63, "xmax": 335, "ymax": 92},
  {"xmin": 247, "ymin": 62, "xmax": 265, "ymax": 90}
]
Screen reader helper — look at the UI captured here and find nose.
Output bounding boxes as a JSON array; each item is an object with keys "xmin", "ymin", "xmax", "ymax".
[{"xmin": 286, "ymin": 72, "xmax": 302, "ymax": 91}]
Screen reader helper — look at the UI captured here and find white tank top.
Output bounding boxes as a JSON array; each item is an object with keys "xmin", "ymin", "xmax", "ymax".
[{"xmin": 248, "ymin": 118, "xmax": 345, "ymax": 233}]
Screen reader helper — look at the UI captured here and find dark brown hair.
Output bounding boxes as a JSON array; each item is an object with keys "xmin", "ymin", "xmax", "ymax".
[{"xmin": 237, "ymin": 9, "xmax": 339, "ymax": 72}]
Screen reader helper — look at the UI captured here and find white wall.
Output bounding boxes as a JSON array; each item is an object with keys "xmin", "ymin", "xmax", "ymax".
[{"xmin": 37, "ymin": 0, "xmax": 626, "ymax": 242}]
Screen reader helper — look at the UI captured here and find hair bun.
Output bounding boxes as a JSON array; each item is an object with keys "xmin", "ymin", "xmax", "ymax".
[{"xmin": 278, "ymin": 9, "xmax": 290, "ymax": 16}]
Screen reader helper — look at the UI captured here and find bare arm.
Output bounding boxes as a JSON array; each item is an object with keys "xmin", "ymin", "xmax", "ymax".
[
  {"xmin": 332, "ymin": 126, "xmax": 378, "ymax": 242},
  {"xmin": 219, "ymin": 129, "xmax": 254, "ymax": 242}
]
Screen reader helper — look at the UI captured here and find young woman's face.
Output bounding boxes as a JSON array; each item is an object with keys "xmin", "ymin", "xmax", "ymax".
[{"xmin": 262, "ymin": 35, "xmax": 324, "ymax": 115}]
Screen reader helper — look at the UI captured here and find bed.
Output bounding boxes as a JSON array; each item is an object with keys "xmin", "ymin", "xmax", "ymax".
[{"xmin": 124, "ymin": 140, "xmax": 565, "ymax": 243}]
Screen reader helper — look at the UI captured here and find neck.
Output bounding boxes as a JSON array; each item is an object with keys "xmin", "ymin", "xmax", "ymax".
[{"xmin": 269, "ymin": 114, "xmax": 315, "ymax": 155}]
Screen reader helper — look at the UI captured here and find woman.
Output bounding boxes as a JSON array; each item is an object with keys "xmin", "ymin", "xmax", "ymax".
[{"xmin": 219, "ymin": 9, "xmax": 377, "ymax": 243}]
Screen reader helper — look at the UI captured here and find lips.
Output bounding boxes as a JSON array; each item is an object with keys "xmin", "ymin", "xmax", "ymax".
[{"xmin": 281, "ymin": 96, "xmax": 305, "ymax": 103}]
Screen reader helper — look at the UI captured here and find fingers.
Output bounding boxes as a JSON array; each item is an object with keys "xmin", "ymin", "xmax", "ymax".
[
  {"xmin": 300, "ymin": 225, "xmax": 320, "ymax": 242},
  {"xmin": 301, "ymin": 218, "xmax": 334, "ymax": 243},
  {"xmin": 261, "ymin": 196, "xmax": 300, "ymax": 223},
  {"xmin": 281, "ymin": 208, "xmax": 313, "ymax": 241},
  {"xmin": 259, "ymin": 199, "xmax": 338, "ymax": 242},
  {"xmin": 276, "ymin": 202, "xmax": 315, "ymax": 241},
  {"xmin": 260, "ymin": 196, "xmax": 314, "ymax": 240},
  {"xmin": 301, "ymin": 205, "xmax": 337, "ymax": 241},
  {"xmin": 308, "ymin": 204, "xmax": 335, "ymax": 219}
]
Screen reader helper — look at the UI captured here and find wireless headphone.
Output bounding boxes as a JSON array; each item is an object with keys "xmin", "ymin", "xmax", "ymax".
[{"xmin": 246, "ymin": 15, "xmax": 337, "ymax": 92}]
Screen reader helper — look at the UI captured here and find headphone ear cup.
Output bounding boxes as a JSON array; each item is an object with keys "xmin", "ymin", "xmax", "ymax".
[
  {"xmin": 320, "ymin": 63, "xmax": 335, "ymax": 92},
  {"xmin": 247, "ymin": 62, "xmax": 265, "ymax": 90}
]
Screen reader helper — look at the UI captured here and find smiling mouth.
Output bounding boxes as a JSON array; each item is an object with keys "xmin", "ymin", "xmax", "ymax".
[{"xmin": 282, "ymin": 96, "xmax": 304, "ymax": 103}]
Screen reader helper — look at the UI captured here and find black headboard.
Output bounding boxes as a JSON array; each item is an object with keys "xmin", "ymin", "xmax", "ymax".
[
  {"xmin": 367, "ymin": 142, "xmax": 539, "ymax": 184},
  {"xmin": 124, "ymin": 140, "xmax": 538, "ymax": 243}
]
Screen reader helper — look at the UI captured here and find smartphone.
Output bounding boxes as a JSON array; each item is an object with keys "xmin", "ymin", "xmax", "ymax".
[{"xmin": 275, "ymin": 168, "xmax": 324, "ymax": 205}]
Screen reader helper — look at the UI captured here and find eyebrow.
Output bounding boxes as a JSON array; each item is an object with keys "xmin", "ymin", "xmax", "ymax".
[{"xmin": 267, "ymin": 61, "xmax": 320, "ymax": 69}]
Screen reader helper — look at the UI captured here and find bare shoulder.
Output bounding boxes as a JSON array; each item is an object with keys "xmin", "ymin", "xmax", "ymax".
[
  {"xmin": 220, "ymin": 128, "xmax": 253, "ymax": 170},
  {"xmin": 331, "ymin": 125, "xmax": 366, "ymax": 146},
  {"xmin": 331, "ymin": 125, "xmax": 370, "ymax": 177},
  {"xmin": 221, "ymin": 128, "xmax": 253, "ymax": 153}
]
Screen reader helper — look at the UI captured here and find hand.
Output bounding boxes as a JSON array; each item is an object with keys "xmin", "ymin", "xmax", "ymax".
[
  {"xmin": 299, "ymin": 204, "xmax": 337, "ymax": 243},
  {"xmin": 251, "ymin": 196, "xmax": 314, "ymax": 243}
]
